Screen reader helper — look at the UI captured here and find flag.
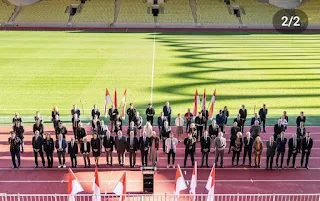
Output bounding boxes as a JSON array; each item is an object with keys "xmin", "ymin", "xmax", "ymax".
[
  {"xmin": 205, "ymin": 166, "xmax": 216, "ymax": 201},
  {"xmin": 121, "ymin": 90, "xmax": 127, "ymax": 120},
  {"xmin": 208, "ymin": 89, "xmax": 216, "ymax": 119},
  {"xmin": 114, "ymin": 88, "xmax": 118, "ymax": 108},
  {"xmin": 92, "ymin": 167, "xmax": 101, "ymax": 201},
  {"xmin": 193, "ymin": 89, "xmax": 200, "ymax": 118},
  {"xmin": 104, "ymin": 88, "xmax": 112, "ymax": 116},
  {"xmin": 113, "ymin": 172, "xmax": 126, "ymax": 201},
  {"xmin": 202, "ymin": 89, "xmax": 207, "ymax": 111},
  {"xmin": 189, "ymin": 161, "xmax": 197, "ymax": 201},
  {"xmin": 173, "ymin": 165, "xmax": 187, "ymax": 201},
  {"xmin": 68, "ymin": 168, "xmax": 84, "ymax": 201}
]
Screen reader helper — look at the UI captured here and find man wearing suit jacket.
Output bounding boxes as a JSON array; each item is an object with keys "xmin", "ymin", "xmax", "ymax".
[
  {"xmin": 250, "ymin": 113, "xmax": 261, "ymax": 126},
  {"xmin": 103, "ymin": 131, "xmax": 114, "ymax": 166},
  {"xmin": 239, "ymin": 104, "xmax": 247, "ymax": 133},
  {"xmin": 115, "ymin": 131, "xmax": 127, "ymax": 166},
  {"xmin": 259, "ymin": 104, "xmax": 268, "ymax": 132},
  {"xmin": 32, "ymin": 131, "xmax": 45, "ymax": 168},
  {"xmin": 216, "ymin": 110, "xmax": 226, "ymax": 133},
  {"xmin": 214, "ymin": 132, "xmax": 226, "ymax": 168},
  {"xmin": 276, "ymin": 132, "xmax": 287, "ymax": 169},
  {"xmin": 33, "ymin": 119, "xmax": 44, "ymax": 138},
  {"xmin": 266, "ymin": 136, "xmax": 277, "ymax": 170},
  {"xmin": 126, "ymin": 103, "xmax": 136, "ymax": 126},
  {"xmin": 301, "ymin": 132, "xmax": 313, "ymax": 169},
  {"xmin": 55, "ymin": 121, "xmax": 68, "ymax": 139},
  {"xmin": 108, "ymin": 106, "xmax": 119, "ymax": 132},
  {"xmin": 242, "ymin": 132, "xmax": 254, "ymax": 167},
  {"xmin": 68, "ymin": 137, "xmax": 78, "ymax": 168},
  {"xmin": 296, "ymin": 111, "xmax": 306, "ymax": 127},
  {"xmin": 55, "ymin": 133, "xmax": 67, "ymax": 168},
  {"xmin": 200, "ymin": 131, "xmax": 211, "ymax": 167},
  {"xmin": 71, "ymin": 104, "xmax": 81, "ymax": 124},
  {"xmin": 127, "ymin": 131, "xmax": 139, "ymax": 168},
  {"xmin": 274, "ymin": 119, "xmax": 284, "ymax": 141},
  {"xmin": 287, "ymin": 134, "xmax": 299, "ymax": 168},
  {"xmin": 183, "ymin": 133, "xmax": 196, "ymax": 168},
  {"xmin": 233, "ymin": 114, "xmax": 243, "ymax": 133},
  {"xmin": 91, "ymin": 104, "xmax": 100, "ymax": 119},
  {"xmin": 80, "ymin": 137, "xmax": 91, "ymax": 167},
  {"xmin": 127, "ymin": 121, "xmax": 137, "ymax": 136},
  {"xmin": 165, "ymin": 132, "xmax": 178, "ymax": 168},
  {"xmin": 157, "ymin": 112, "xmax": 166, "ymax": 139},
  {"xmin": 139, "ymin": 131, "xmax": 150, "ymax": 167},
  {"xmin": 146, "ymin": 103, "xmax": 155, "ymax": 125},
  {"xmin": 163, "ymin": 102, "xmax": 172, "ymax": 126}
]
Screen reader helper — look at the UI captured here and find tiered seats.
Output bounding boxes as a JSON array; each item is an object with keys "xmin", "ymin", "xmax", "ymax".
[
  {"xmin": 0, "ymin": 1, "xmax": 14, "ymax": 24},
  {"xmin": 158, "ymin": 0, "xmax": 194, "ymax": 23},
  {"xmin": 299, "ymin": 0, "xmax": 320, "ymax": 25},
  {"xmin": 116, "ymin": 0, "xmax": 153, "ymax": 23},
  {"xmin": 72, "ymin": 0, "xmax": 114, "ymax": 23},
  {"xmin": 15, "ymin": 0, "xmax": 76, "ymax": 22}
]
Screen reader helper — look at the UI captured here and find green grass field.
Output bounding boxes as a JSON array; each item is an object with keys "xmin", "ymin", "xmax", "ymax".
[{"xmin": 0, "ymin": 31, "xmax": 319, "ymax": 125}]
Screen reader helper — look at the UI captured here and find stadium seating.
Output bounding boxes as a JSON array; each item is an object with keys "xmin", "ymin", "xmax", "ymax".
[
  {"xmin": 0, "ymin": 1, "xmax": 15, "ymax": 24},
  {"xmin": 299, "ymin": 0, "xmax": 320, "ymax": 25},
  {"xmin": 15, "ymin": 0, "xmax": 76, "ymax": 22},
  {"xmin": 116, "ymin": 0, "xmax": 153, "ymax": 23},
  {"xmin": 72, "ymin": 0, "xmax": 114, "ymax": 23},
  {"xmin": 157, "ymin": 0, "xmax": 194, "ymax": 23}
]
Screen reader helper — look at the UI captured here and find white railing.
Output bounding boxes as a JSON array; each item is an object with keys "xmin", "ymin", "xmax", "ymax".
[{"xmin": 1, "ymin": 194, "xmax": 320, "ymax": 201}]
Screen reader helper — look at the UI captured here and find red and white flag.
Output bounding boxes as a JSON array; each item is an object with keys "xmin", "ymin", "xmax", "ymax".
[
  {"xmin": 189, "ymin": 161, "xmax": 197, "ymax": 201},
  {"xmin": 202, "ymin": 89, "xmax": 207, "ymax": 111},
  {"xmin": 193, "ymin": 89, "xmax": 200, "ymax": 118},
  {"xmin": 113, "ymin": 172, "xmax": 126, "ymax": 201},
  {"xmin": 205, "ymin": 166, "xmax": 216, "ymax": 201},
  {"xmin": 173, "ymin": 165, "xmax": 187, "ymax": 201},
  {"xmin": 68, "ymin": 168, "xmax": 84, "ymax": 201},
  {"xmin": 104, "ymin": 88, "xmax": 112, "ymax": 116},
  {"xmin": 208, "ymin": 89, "xmax": 216, "ymax": 119},
  {"xmin": 114, "ymin": 88, "xmax": 118, "ymax": 108},
  {"xmin": 92, "ymin": 167, "xmax": 101, "ymax": 201},
  {"xmin": 121, "ymin": 89, "xmax": 127, "ymax": 120}
]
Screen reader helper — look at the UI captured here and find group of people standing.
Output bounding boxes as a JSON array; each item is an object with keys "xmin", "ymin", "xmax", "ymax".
[{"xmin": 8, "ymin": 103, "xmax": 314, "ymax": 170}]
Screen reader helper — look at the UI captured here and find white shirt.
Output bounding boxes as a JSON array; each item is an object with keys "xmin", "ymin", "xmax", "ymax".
[
  {"xmin": 165, "ymin": 138, "xmax": 178, "ymax": 153},
  {"xmin": 59, "ymin": 139, "xmax": 62, "ymax": 149},
  {"xmin": 84, "ymin": 142, "xmax": 87, "ymax": 151},
  {"xmin": 281, "ymin": 119, "xmax": 288, "ymax": 126},
  {"xmin": 175, "ymin": 117, "xmax": 184, "ymax": 127}
]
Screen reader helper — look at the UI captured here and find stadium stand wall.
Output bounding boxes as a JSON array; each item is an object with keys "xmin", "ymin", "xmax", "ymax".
[{"xmin": 0, "ymin": 1, "xmax": 15, "ymax": 24}]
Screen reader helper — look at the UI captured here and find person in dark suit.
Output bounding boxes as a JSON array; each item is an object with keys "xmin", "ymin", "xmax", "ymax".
[
  {"xmin": 200, "ymin": 131, "xmax": 211, "ymax": 167},
  {"xmin": 52, "ymin": 114, "xmax": 60, "ymax": 130},
  {"xmin": 259, "ymin": 104, "xmax": 268, "ymax": 132},
  {"xmin": 233, "ymin": 114, "xmax": 243, "ymax": 134},
  {"xmin": 216, "ymin": 110, "xmax": 226, "ymax": 133},
  {"xmin": 15, "ymin": 121, "xmax": 24, "ymax": 153},
  {"xmin": 276, "ymin": 132, "xmax": 287, "ymax": 169},
  {"xmin": 163, "ymin": 102, "xmax": 172, "ymax": 126},
  {"xmin": 229, "ymin": 122, "xmax": 240, "ymax": 154},
  {"xmin": 231, "ymin": 132, "xmax": 243, "ymax": 166},
  {"xmin": 250, "ymin": 113, "xmax": 261, "ymax": 126},
  {"xmin": 239, "ymin": 104, "xmax": 247, "ymax": 133},
  {"xmin": 68, "ymin": 137, "xmax": 78, "ymax": 168},
  {"xmin": 72, "ymin": 113, "xmax": 80, "ymax": 139},
  {"xmin": 71, "ymin": 104, "xmax": 81, "ymax": 121},
  {"xmin": 127, "ymin": 131, "xmax": 139, "ymax": 168},
  {"xmin": 274, "ymin": 120, "xmax": 284, "ymax": 141},
  {"xmin": 12, "ymin": 113, "xmax": 22, "ymax": 133},
  {"xmin": 55, "ymin": 133, "xmax": 67, "ymax": 168},
  {"xmin": 115, "ymin": 131, "xmax": 127, "ymax": 166},
  {"xmin": 133, "ymin": 112, "xmax": 143, "ymax": 136},
  {"xmin": 91, "ymin": 104, "xmax": 100, "ymax": 119},
  {"xmin": 43, "ymin": 133, "xmax": 54, "ymax": 168},
  {"xmin": 161, "ymin": 121, "xmax": 171, "ymax": 152},
  {"xmin": 242, "ymin": 132, "xmax": 254, "ymax": 167},
  {"xmin": 301, "ymin": 132, "xmax": 313, "ymax": 169},
  {"xmin": 296, "ymin": 111, "xmax": 306, "ymax": 127},
  {"xmin": 76, "ymin": 122, "xmax": 87, "ymax": 143},
  {"xmin": 80, "ymin": 137, "xmax": 91, "ymax": 168},
  {"xmin": 108, "ymin": 105, "xmax": 119, "ymax": 133},
  {"xmin": 266, "ymin": 136, "xmax": 276, "ymax": 170},
  {"xmin": 32, "ymin": 131, "xmax": 45, "ymax": 168},
  {"xmin": 287, "ymin": 133, "xmax": 299, "ymax": 169},
  {"xmin": 33, "ymin": 118, "xmax": 44, "ymax": 138},
  {"xmin": 103, "ymin": 131, "xmax": 114, "ymax": 166},
  {"xmin": 126, "ymin": 103, "xmax": 137, "ymax": 126},
  {"xmin": 139, "ymin": 131, "xmax": 150, "ymax": 167},
  {"xmin": 157, "ymin": 112, "xmax": 166, "ymax": 138},
  {"xmin": 8, "ymin": 131, "xmax": 21, "ymax": 169},
  {"xmin": 201, "ymin": 109, "xmax": 209, "ymax": 130},
  {"xmin": 195, "ymin": 112, "xmax": 206, "ymax": 141},
  {"xmin": 184, "ymin": 108, "xmax": 193, "ymax": 133},
  {"xmin": 209, "ymin": 120, "xmax": 219, "ymax": 141},
  {"xmin": 250, "ymin": 120, "xmax": 261, "ymax": 139},
  {"xmin": 91, "ymin": 115, "xmax": 101, "ymax": 134},
  {"xmin": 146, "ymin": 103, "xmax": 155, "ymax": 126},
  {"xmin": 183, "ymin": 133, "xmax": 196, "ymax": 168},
  {"xmin": 91, "ymin": 133, "xmax": 101, "ymax": 167},
  {"xmin": 114, "ymin": 115, "xmax": 123, "ymax": 134},
  {"xmin": 222, "ymin": 106, "xmax": 229, "ymax": 132},
  {"xmin": 51, "ymin": 106, "xmax": 60, "ymax": 125},
  {"xmin": 296, "ymin": 121, "xmax": 306, "ymax": 152},
  {"xmin": 55, "ymin": 121, "xmax": 68, "ymax": 139}
]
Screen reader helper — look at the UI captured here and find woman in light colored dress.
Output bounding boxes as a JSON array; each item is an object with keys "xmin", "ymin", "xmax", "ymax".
[
  {"xmin": 144, "ymin": 122, "xmax": 153, "ymax": 137},
  {"xmin": 148, "ymin": 131, "xmax": 159, "ymax": 167}
]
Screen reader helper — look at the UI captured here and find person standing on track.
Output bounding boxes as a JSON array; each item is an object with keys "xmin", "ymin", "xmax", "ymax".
[
  {"xmin": 80, "ymin": 137, "xmax": 91, "ymax": 168},
  {"xmin": 184, "ymin": 108, "xmax": 193, "ymax": 133},
  {"xmin": 250, "ymin": 113, "xmax": 261, "ymax": 126},
  {"xmin": 127, "ymin": 121, "xmax": 137, "ymax": 136},
  {"xmin": 68, "ymin": 137, "xmax": 79, "ymax": 168},
  {"xmin": 242, "ymin": 132, "xmax": 253, "ymax": 167},
  {"xmin": 8, "ymin": 131, "xmax": 21, "ymax": 169},
  {"xmin": 183, "ymin": 132, "xmax": 196, "ymax": 168},
  {"xmin": 229, "ymin": 122, "xmax": 240, "ymax": 154},
  {"xmin": 108, "ymin": 105, "xmax": 119, "ymax": 133},
  {"xmin": 165, "ymin": 132, "xmax": 178, "ymax": 168},
  {"xmin": 103, "ymin": 131, "xmax": 114, "ymax": 166},
  {"xmin": 209, "ymin": 120, "xmax": 219, "ymax": 144},
  {"xmin": 114, "ymin": 114, "xmax": 123, "ymax": 135},
  {"xmin": 214, "ymin": 132, "xmax": 226, "ymax": 168},
  {"xmin": 222, "ymin": 106, "xmax": 229, "ymax": 133},
  {"xmin": 296, "ymin": 111, "xmax": 306, "ymax": 128},
  {"xmin": 15, "ymin": 121, "xmax": 24, "ymax": 153},
  {"xmin": 163, "ymin": 102, "xmax": 172, "ymax": 126},
  {"xmin": 32, "ymin": 130, "xmax": 45, "ymax": 168},
  {"xmin": 12, "ymin": 113, "xmax": 22, "ymax": 133},
  {"xmin": 301, "ymin": 132, "xmax": 313, "ymax": 169},
  {"xmin": 115, "ymin": 131, "xmax": 126, "ymax": 166},
  {"xmin": 139, "ymin": 131, "xmax": 150, "ymax": 167},
  {"xmin": 201, "ymin": 108, "xmax": 209, "ymax": 131},
  {"xmin": 287, "ymin": 133, "xmax": 299, "ymax": 169},
  {"xmin": 157, "ymin": 112, "xmax": 166, "ymax": 138},
  {"xmin": 250, "ymin": 120, "xmax": 261, "ymax": 139},
  {"xmin": 231, "ymin": 132, "xmax": 243, "ymax": 167},
  {"xmin": 72, "ymin": 113, "xmax": 80, "ymax": 140},
  {"xmin": 148, "ymin": 131, "xmax": 159, "ymax": 167},
  {"xmin": 259, "ymin": 104, "xmax": 268, "ymax": 133},
  {"xmin": 127, "ymin": 131, "xmax": 138, "ymax": 168},
  {"xmin": 276, "ymin": 132, "xmax": 287, "ymax": 169},
  {"xmin": 296, "ymin": 121, "xmax": 306, "ymax": 153},
  {"xmin": 126, "ymin": 103, "xmax": 136, "ymax": 126},
  {"xmin": 91, "ymin": 104, "xmax": 100, "ymax": 119},
  {"xmin": 253, "ymin": 136, "xmax": 263, "ymax": 168},
  {"xmin": 133, "ymin": 111, "xmax": 143, "ymax": 136},
  {"xmin": 91, "ymin": 133, "xmax": 101, "ymax": 167},
  {"xmin": 43, "ymin": 133, "xmax": 54, "ymax": 168},
  {"xmin": 175, "ymin": 113, "xmax": 184, "ymax": 142},
  {"xmin": 200, "ymin": 131, "xmax": 211, "ymax": 167},
  {"xmin": 161, "ymin": 121, "xmax": 171, "ymax": 152},
  {"xmin": 280, "ymin": 115, "xmax": 288, "ymax": 132},
  {"xmin": 233, "ymin": 114, "xmax": 243, "ymax": 134},
  {"xmin": 239, "ymin": 104, "xmax": 247, "ymax": 133},
  {"xmin": 55, "ymin": 133, "xmax": 67, "ymax": 168},
  {"xmin": 266, "ymin": 136, "xmax": 276, "ymax": 170},
  {"xmin": 55, "ymin": 121, "xmax": 67, "ymax": 139},
  {"xmin": 195, "ymin": 112, "xmax": 206, "ymax": 141},
  {"xmin": 274, "ymin": 119, "xmax": 284, "ymax": 141},
  {"xmin": 51, "ymin": 106, "xmax": 60, "ymax": 127},
  {"xmin": 216, "ymin": 110, "xmax": 226, "ymax": 133},
  {"xmin": 146, "ymin": 103, "xmax": 155, "ymax": 126},
  {"xmin": 33, "ymin": 117, "xmax": 44, "ymax": 138}
]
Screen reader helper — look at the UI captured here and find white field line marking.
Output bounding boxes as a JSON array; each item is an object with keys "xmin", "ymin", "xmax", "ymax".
[{"xmin": 150, "ymin": 32, "xmax": 156, "ymax": 104}]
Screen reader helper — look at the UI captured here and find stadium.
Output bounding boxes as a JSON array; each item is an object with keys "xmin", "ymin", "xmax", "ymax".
[{"xmin": 0, "ymin": 0, "xmax": 320, "ymax": 200}]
